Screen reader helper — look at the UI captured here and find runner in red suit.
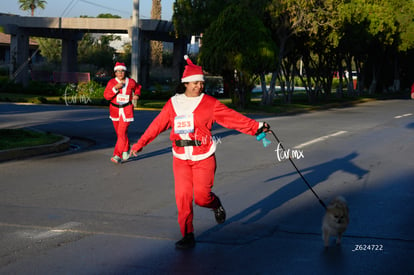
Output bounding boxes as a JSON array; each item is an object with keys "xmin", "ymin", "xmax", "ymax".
[
  {"xmin": 131, "ymin": 56, "xmax": 269, "ymax": 249},
  {"xmin": 104, "ymin": 62, "xmax": 141, "ymax": 164},
  {"xmin": 411, "ymin": 82, "xmax": 414, "ymax": 99}
]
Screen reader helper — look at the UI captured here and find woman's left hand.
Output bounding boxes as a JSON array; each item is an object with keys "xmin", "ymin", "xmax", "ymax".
[
  {"xmin": 263, "ymin": 122, "xmax": 270, "ymax": 132},
  {"xmin": 256, "ymin": 122, "xmax": 271, "ymax": 136}
]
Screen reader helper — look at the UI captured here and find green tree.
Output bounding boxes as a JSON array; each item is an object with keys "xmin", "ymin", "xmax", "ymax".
[
  {"xmin": 78, "ymin": 33, "xmax": 119, "ymax": 71},
  {"xmin": 118, "ymin": 44, "xmax": 132, "ymax": 68},
  {"xmin": 376, "ymin": 0, "xmax": 414, "ymax": 93},
  {"xmin": 96, "ymin": 14, "xmax": 121, "ymax": 19},
  {"xmin": 331, "ymin": 0, "xmax": 414, "ymax": 94},
  {"xmin": 36, "ymin": 33, "xmax": 118, "ymax": 72},
  {"xmin": 173, "ymin": 0, "xmax": 414, "ymax": 105},
  {"xmin": 264, "ymin": 0, "xmax": 315, "ymax": 104},
  {"xmin": 297, "ymin": 0, "xmax": 342, "ymax": 102},
  {"xmin": 36, "ymin": 13, "xmax": 122, "ymax": 73},
  {"xmin": 35, "ymin": 37, "xmax": 61, "ymax": 63},
  {"xmin": 18, "ymin": 0, "xmax": 47, "ymax": 16},
  {"xmin": 200, "ymin": 1, "xmax": 277, "ymax": 108},
  {"xmin": 173, "ymin": 0, "xmax": 228, "ymax": 37}
]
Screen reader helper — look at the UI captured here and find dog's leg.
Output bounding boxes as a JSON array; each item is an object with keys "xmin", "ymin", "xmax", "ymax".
[
  {"xmin": 323, "ymin": 230, "xmax": 330, "ymax": 247},
  {"xmin": 336, "ymin": 233, "xmax": 342, "ymax": 246}
]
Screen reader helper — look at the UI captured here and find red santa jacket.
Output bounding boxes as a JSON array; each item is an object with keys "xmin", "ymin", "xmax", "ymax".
[
  {"xmin": 104, "ymin": 77, "xmax": 141, "ymax": 122},
  {"xmin": 132, "ymin": 93, "xmax": 262, "ymax": 161},
  {"xmin": 411, "ymin": 83, "xmax": 414, "ymax": 99}
]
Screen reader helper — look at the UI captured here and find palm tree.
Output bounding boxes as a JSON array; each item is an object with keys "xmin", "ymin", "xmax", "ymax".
[
  {"xmin": 150, "ymin": 0, "xmax": 163, "ymax": 67},
  {"xmin": 18, "ymin": 0, "xmax": 47, "ymax": 16}
]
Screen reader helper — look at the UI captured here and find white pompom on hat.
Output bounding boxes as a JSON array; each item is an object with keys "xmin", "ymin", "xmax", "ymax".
[
  {"xmin": 181, "ymin": 55, "xmax": 205, "ymax": 83},
  {"xmin": 114, "ymin": 62, "xmax": 127, "ymax": 71}
]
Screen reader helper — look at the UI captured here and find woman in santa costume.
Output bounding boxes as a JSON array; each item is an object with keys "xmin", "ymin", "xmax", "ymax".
[
  {"xmin": 104, "ymin": 62, "xmax": 141, "ymax": 164},
  {"xmin": 411, "ymin": 82, "xmax": 414, "ymax": 99},
  {"xmin": 130, "ymin": 56, "xmax": 269, "ymax": 249}
]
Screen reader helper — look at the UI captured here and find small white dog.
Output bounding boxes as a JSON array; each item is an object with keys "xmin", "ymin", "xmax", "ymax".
[{"xmin": 322, "ymin": 196, "xmax": 349, "ymax": 247}]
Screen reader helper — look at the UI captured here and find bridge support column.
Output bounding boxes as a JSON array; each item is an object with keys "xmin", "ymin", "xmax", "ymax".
[
  {"xmin": 61, "ymin": 33, "xmax": 82, "ymax": 73},
  {"xmin": 10, "ymin": 29, "xmax": 30, "ymax": 86},
  {"xmin": 172, "ymin": 37, "xmax": 188, "ymax": 84},
  {"xmin": 140, "ymin": 37, "xmax": 150, "ymax": 88}
]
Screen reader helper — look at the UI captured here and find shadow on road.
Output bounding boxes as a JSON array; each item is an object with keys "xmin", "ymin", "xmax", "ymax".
[{"xmin": 198, "ymin": 152, "xmax": 369, "ymax": 240}]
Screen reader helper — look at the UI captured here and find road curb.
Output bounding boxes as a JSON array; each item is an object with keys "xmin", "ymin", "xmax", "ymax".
[{"xmin": 0, "ymin": 135, "xmax": 71, "ymax": 162}]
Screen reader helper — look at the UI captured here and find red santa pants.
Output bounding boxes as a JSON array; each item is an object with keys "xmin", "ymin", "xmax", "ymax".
[
  {"xmin": 173, "ymin": 154, "xmax": 220, "ymax": 236},
  {"xmin": 112, "ymin": 120, "xmax": 130, "ymax": 157}
]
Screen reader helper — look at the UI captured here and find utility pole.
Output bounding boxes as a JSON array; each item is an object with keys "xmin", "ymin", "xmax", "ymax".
[{"xmin": 131, "ymin": 0, "xmax": 140, "ymax": 82}]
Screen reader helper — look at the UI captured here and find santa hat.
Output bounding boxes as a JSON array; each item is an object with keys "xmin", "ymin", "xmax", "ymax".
[
  {"xmin": 114, "ymin": 62, "xmax": 127, "ymax": 71},
  {"xmin": 181, "ymin": 55, "xmax": 204, "ymax": 83}
]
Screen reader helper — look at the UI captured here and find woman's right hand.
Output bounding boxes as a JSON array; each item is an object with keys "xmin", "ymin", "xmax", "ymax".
[
  {"xmin": 130, "ymin": 144, "xmax": 142, "ymax": 157},
  {"xmin": 115, "ymin": 82, "xmax": 124, "ymax": 90}
]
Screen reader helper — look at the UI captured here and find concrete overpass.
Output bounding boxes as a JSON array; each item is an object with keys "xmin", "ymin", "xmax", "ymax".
[{"xmin": 0, "ymin": 14, "xmax": 187, "ymax": 87}]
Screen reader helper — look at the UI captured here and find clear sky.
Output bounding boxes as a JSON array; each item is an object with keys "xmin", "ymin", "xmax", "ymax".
[{"xmin": 2, "ymin": 0, "xmax": 175, "ymax": 20}]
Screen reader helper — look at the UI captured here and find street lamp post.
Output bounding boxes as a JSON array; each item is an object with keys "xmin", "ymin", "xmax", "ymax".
[{"xmin": 131, "ymin": 0, "xmax": 140, "ymax": 83}]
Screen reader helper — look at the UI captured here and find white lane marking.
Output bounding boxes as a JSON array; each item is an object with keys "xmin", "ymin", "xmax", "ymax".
[
  {"xmin": 1, "ymin": 222, "xmax": 172, "ymax": 241},
  {"xmin": 294, "ymin": 131, "xmax": 348, "ymax": 149},
  {"xmin": 17, "ymin": 222, "xmax": 82, "ymax": 239},
  {"xmin": 394, "ymin": 113, "xmax": 412, "ymax": 119}
]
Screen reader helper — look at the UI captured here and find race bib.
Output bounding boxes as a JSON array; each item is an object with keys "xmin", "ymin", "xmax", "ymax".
[
  {"xmin": 174, "ymin": 114, "xmax": 194, "ymax": 134},
  {"xmin": 116, "ymin": 94, "xmax": 129, "ymax": 104}
]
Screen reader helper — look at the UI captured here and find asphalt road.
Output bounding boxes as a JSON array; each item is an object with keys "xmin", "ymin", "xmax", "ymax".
[{"xmin": 0, "ymin": 99, "xmax": 413, "ymax": 274}]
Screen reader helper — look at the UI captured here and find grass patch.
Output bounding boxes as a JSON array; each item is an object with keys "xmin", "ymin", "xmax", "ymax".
[
  {"xmin": 0, "ymin": 92, "xmax": 62, "ymax": 104},
  {"xmin": 0, "ymin": 129, "xmax": 63, "ymax": 150},
  {"xmin": 137, "ymin": 100, "xmax": 168, "ymax": 109},
  {"xmin": 0, "ymin": 92, "xmax": 108, "ymax": 105}
]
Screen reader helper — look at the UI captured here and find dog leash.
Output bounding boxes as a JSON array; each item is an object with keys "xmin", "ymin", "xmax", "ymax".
[{"xmin": 257, "ymin": 130, "xmax": 327, "ymax": 210}]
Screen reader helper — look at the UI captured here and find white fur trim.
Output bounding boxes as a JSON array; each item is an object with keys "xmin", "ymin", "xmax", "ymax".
[
  {"xmin": 114, "ymin": 65, "xmax": 127, "ymax": 71},
  {"xmin": 171, "ymin": 93, "xmax": 204, "ymax": 115},
  {"xmin": 181, "ymin": 74, "xmax": 205, "ymax": 83},
  {"xmin": 184, "ymin": 55, "xmax": 189, "ymax": 60}
]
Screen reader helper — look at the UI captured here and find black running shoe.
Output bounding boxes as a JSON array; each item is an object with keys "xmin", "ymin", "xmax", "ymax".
[
  {"xmin": 175, "ymin": 233, "xmax": 195, "ymax": 249},
  {"xmin": 213, "ymin": 197, "xmax": 226, "ymax": 224}
]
